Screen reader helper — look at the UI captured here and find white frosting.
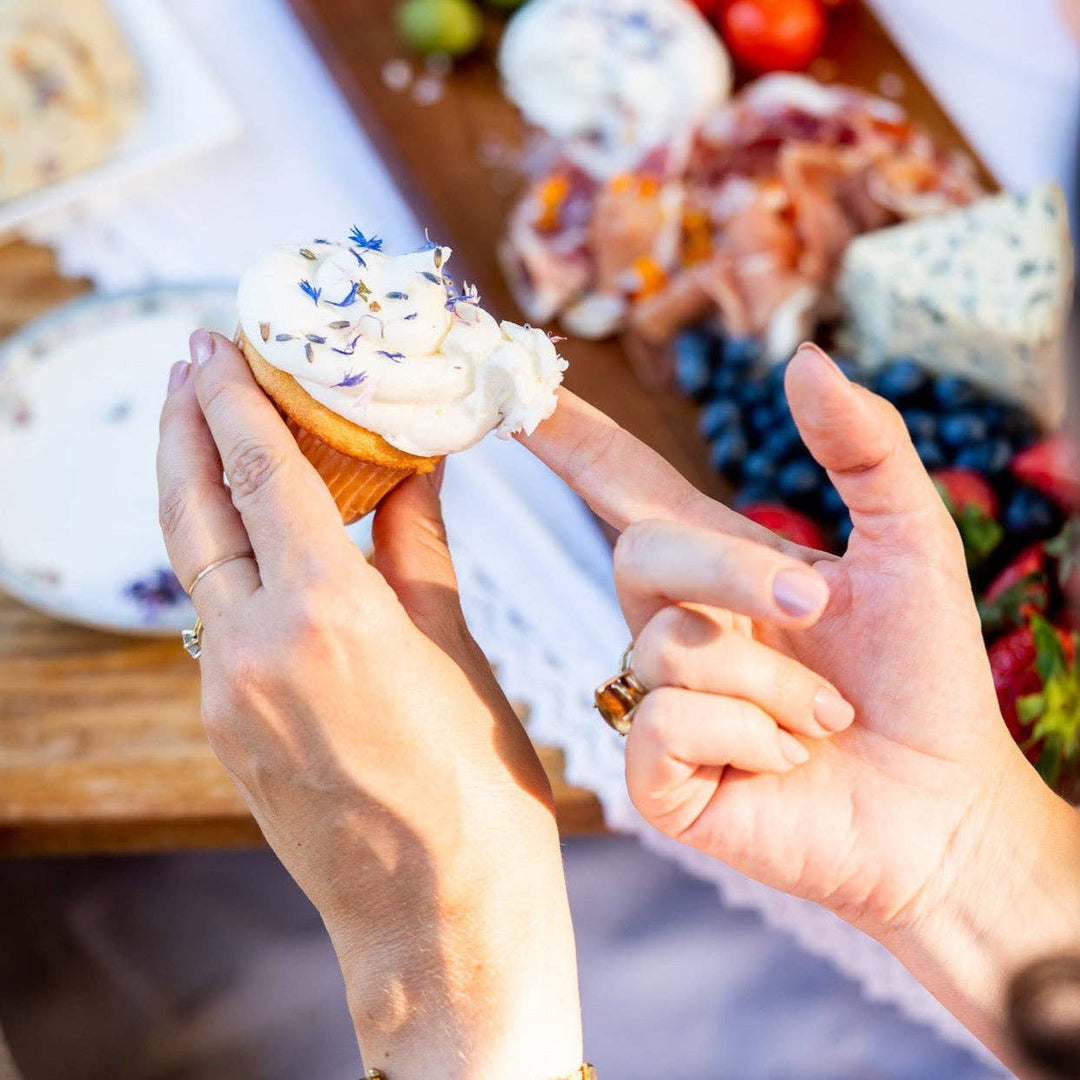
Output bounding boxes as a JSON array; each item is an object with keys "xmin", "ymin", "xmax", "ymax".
[
  {"xmin": 498, "ymin": 0, "xmax": 731, "ymax": 179},
  {"xmin": 238, "ymin": 236, "xmax": 567, "ymax": 458}
]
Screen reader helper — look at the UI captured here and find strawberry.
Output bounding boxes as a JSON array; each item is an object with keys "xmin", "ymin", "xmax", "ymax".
[
  {"xmin": 979, "ymin": 544, "xmax": 1050, "ymax": 635},
  {"xmin": 933, "ymin": 467, "xmax": 998, "ymax": 517},
  {"xmin": 1011, "ymin": 434, "xmax": 1080, "ymax": 511},
  {"xmin": 989, "ymin": 615, "xmax": 1080, "ymax": 787},
  {"xmin": 990, "ymin": 625, "xmax": 1046, "ymax": 764},
  {"xmin": 932, "ymin": 468, "xmax": 1004, "ymax": 568},
  {"xmin": 740, "ymin": 502, "xmax": 828, "ymax": 550}
]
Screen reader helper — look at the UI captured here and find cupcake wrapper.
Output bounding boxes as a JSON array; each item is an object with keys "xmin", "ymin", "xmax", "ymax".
[{"xmin": 285, "ymin": 417, "xmax": 415, "ymax": 523}]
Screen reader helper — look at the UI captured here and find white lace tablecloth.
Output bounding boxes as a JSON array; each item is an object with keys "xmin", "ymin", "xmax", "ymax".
[{"xmin": 23, "ymin": 0, "xmax": 1080, "ymax": 1073}]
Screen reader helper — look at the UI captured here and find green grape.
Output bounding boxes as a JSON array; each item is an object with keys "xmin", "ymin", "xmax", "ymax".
[{"xmin": 397, "ymin": 0, "xmax": 484, "ymax": 57}]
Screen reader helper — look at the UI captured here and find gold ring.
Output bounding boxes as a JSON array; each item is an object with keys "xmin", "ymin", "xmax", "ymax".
[
  {"xmin": 181, "ymin": 615, "xmax": 204, "ymax": 660},
  {"xmin": 185, "ymin": 550, "xmax": 255, "ymax": 597},
  {"xmin": 594, "ymin": 643, "xmax": 647, "ymax": 735}
]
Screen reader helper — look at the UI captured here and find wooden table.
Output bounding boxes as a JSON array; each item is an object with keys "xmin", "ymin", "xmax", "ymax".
[
  {"xmin": 0, "ymin": 241, "xmax": 604, "ymax": 854},
  {"xmin": 0, "ymin": 0, "xmax": 988, "ymax": 855}
]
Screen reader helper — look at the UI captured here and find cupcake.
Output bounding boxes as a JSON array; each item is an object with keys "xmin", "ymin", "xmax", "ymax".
[{"xmin": 237, "ymin": 230, "xmax": 567, "ymax": 521}]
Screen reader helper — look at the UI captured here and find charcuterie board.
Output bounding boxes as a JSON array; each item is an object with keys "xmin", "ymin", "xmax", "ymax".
[{"xmin": 287, "ymin": 0, "xmax": 996, "ymax": 501}]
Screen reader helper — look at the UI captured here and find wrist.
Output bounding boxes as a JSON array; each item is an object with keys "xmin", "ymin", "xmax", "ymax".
[
  {"xmin": 882, "ymin": 742, "xmax": 1080, "ymax": 1064},
  {"xmin": 325, "ymin": 808, "xmax": 583, "ymax": 1079}
]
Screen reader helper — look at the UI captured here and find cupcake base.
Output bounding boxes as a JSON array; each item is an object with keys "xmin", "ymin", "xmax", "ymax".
[
  {"xmin": 236, "ymin": 330, "xmax": 439, "ymax": 523},
  {"xmin": 284, "ymin": 417, "xmax": 414, "ymax": 523}
]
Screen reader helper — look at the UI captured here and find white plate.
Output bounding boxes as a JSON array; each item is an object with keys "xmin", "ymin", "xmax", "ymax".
[
  {"xmin": 0, "ymin": 0, "xmax": 243, "ymax": 237},
  {"xmin": 0, "ymin": 285, "xmax": 235, "ymax": 634},
  {"xmin": 0, "ymin": 285, "xmax": 374, "ymax": 637}
]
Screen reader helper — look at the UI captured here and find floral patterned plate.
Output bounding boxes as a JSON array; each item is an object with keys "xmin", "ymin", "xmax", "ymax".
[{"xmin": 0, "ymin": 285, "xmax": 375, "ymax": 636}]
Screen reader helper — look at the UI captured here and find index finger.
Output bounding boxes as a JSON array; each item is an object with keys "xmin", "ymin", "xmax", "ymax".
[
  {"xmin": 157, "ymin": 360, "xmax": 260, "ymax": 622},
  {"xmin": 520, "ymin": 389, "xmax": 806, "ymax": 556},
  {"xmin": 189, "ymin": 330, "xmax": 355, "ymax": 584}
]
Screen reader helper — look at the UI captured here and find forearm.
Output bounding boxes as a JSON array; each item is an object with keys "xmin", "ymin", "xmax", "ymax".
[
  {"xmin": 326, "ymin": 810, "xmax": 584, "ymax": 1079},
  {"xmin": 883, "ymin": 753, "xmax": 1080, "ymax": 1075}
]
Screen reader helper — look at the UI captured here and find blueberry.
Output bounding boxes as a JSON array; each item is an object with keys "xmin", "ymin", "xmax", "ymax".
[
  {"xmin": 741, "ymin": 449, "xmax": 777, "ymax": 486},
  {"xmin": 835, "ymin": 514, "xmax": 855, "ymax": 547},
  {"xmin": 749, "ymin": 402, "xmax": 779, "ymax": 438},
  {"xmin": 820, "ymin": 483, "xmax": 847, "ymax": 519},
  {"xmin": 1001, "ymin": 406, "xmax": 1039, "ymax": 450},
  {"xmin": 736, "ymin": 377, "xmax": 771, "ymax": 410},
  {"xmin": 710, "ymin": 430, "xmax": 749, "ymax": 478},
  {"xmin": 985, "ymin": 437, "xmax": 1013, "ymax": 474},
  {"xmin": 874, "ymin": 359, "xmax": 928, "ymax": 404},
  {"xmin": 981, "ymin": 401, "xmax": 1007, "ymax": 434},
  {"xmin": 913, "ymin": 437, "xmax": 946, "ymax": 471},
  {"xmin": 952, "ymin": 437, "xmax": 1012, "ymax": 476},
  {"xmin": 1003, "ymin": 487, "xmax": 1063, "ymax": 537},
  {"xmin": 777, "ymin": 459, "xmax": 825, "ymax": 502},
  {"xmin": 932, "ymin": 375, "xmax": 979, "ymax": 412},
  {"xmin": 939, "ymin": 412, "xmax": 989, "ymax": 449},
  {"xmin": 722, "ymin": 336, "xmax": 760, "ymax": 372},
  {"xmin": 673, "ymin": 331, "xmax": 718, "ymax": 401},
  {"xmin": 699, "ymin": 399, "xmax": 740, "ymax": 441},
  {"xmin": 902, "ymin": 409, "xmax": 938, "ymax": 443},
  {"xmin": 761, "ymin": 420, "xmax": 803, "ymax": 462},
  {"xmin": 765, "ymin": 361, "xmax": 788, "ymax": 396},
  {"xmin": 711, "ymin": 365, "xmax": 745, "ymax": 397},
  {"xmin": 948, "ymin": 444, "xmax": 982, "ymax": 472}
]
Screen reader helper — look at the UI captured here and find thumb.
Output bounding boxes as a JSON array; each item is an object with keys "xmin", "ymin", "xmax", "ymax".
[
  {"xmin": 371, "ymin": 461, "xmax": 469, "ymax": 652},
  {"xmin": 785, "ymin": 343, "xmax": 952, "ymax": 549}
]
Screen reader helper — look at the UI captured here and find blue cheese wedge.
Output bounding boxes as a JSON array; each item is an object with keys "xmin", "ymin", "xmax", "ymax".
[{"xmin": 839, "ymin": 185, "xmax": 1073, "ymax": 427}]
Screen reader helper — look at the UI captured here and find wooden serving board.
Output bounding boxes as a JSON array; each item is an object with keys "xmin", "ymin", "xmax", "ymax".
[
  {"xmin": 287, "ymin": 0, "xmax": 995, "ymax": 503},
  {"xmin": 0, "ymin": 2, "xmax": 990, "ymax": 856}
]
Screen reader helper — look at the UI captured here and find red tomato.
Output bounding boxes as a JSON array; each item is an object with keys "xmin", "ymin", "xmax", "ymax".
[{"xmin": 722, "ymin": 0, "xmax": 827, "ymax": 73}]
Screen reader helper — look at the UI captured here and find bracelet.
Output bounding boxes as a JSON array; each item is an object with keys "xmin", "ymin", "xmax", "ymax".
[{"xmin": 365, "ymin": 1065, "xmax": 596, "ymax": 1079}]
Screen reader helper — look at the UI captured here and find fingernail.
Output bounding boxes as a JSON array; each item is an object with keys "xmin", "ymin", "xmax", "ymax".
[
  {"xmin": 797, "ymin": 341, "xmax": 846, "ymax": 380},
  {"xmin": 773, "ymin": 568, "xmax": 829, "ymax": 617},
  {"xmin": 813, "ymin": 686, "xmax": 855, "ymax": 732},
  {"xmin": 779, "ymin": 732, "xmax": 810, "ymax": 767},
  {"xmin": 168, "ymin": 360, "xmax": 190, "ymax": 392},
  {"xmin": 190, "ymin": 328, "xmax": 216, "ymax": 366},
  {"xmin": 427, "ymin": 458, "xmax": 446, "ymax": 495}
]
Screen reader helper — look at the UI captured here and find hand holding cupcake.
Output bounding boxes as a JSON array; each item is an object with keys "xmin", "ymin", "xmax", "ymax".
[{"xmin": 237, "ymin": 230, "xmax": 567, "ymax": 521}]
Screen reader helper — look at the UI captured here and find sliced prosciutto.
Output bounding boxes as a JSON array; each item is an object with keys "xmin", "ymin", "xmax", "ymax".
[{"xmin": 501, "ymin": 73, "xmax": 984, "ymax": 367}]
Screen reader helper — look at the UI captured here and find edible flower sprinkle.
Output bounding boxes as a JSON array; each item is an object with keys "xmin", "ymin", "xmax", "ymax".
[
  {"xmin": 348, "ymin": 227, "xmax": 384, "ymax": 251},
  {"xmin": 334, "ymin": 370, "xmax": 368, "ymax": 388}
]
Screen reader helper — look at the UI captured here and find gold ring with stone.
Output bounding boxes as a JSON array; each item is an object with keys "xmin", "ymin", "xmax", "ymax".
[
  {"xmin": 180, "ymin": 550, "xmax": 254, "ymax": 660},
  {"xmin": 594, "ymin": 643, "xmax": 647, "ymax": 735}
]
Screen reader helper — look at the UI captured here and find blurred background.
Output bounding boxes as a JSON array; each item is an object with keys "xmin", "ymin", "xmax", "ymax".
[{"xmin": 1, "ymin": 1, "xmax": 1079, "ymax": 1077}]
